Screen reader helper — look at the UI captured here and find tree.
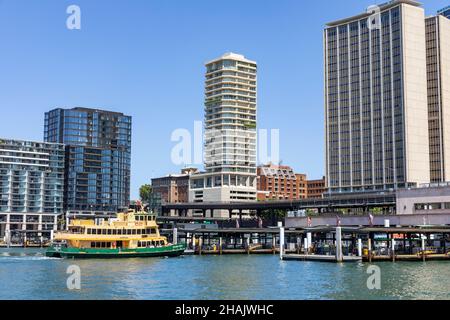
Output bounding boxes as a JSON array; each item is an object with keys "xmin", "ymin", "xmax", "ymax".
[
  {"xmin": 139, "ymin": 184, "xmax": 152, "ymax": 203},
  {"xmin": 259, "ymin": 208, "xmax": 288, "ymax": 226}
]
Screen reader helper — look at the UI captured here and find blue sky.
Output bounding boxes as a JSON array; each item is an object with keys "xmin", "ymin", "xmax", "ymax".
[{"xmin": 0, "ymin": 0, "xmax": 448, "ymax": 199}]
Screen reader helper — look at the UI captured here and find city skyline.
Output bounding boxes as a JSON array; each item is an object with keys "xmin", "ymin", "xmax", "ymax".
[{"xmin": 0, "ymin": 0, "xmax": 448, "ymax": 199}]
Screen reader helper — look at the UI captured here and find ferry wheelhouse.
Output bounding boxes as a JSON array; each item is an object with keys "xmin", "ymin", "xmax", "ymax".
[{"xmin": 46, "ymin": 210, "xmax": 185, "ymax": 259}]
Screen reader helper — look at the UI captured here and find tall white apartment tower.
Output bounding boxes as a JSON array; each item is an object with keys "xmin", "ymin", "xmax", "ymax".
[
  {"xmin": 189, "ymin": 53, "xmax": 258, "ymax": 216},
  {"xmin": 324, "ymin": 0, "xmax": 430, "ymax": 194}
]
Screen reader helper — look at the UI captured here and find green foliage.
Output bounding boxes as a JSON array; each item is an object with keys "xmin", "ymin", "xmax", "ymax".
[{"xmin": 139, "ymin": 184, "xmax": 152, "ymax": 203}]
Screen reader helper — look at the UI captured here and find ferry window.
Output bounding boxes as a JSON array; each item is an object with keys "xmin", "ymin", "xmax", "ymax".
[
  {"xmin": 137, "ymin": 229, "xmax": 142, "ymax": 235},
  {"xmin": 87, "ymin": 229, "xmax": 92, "ymax": 235},
  {"xmin": 132, "ymin": 229, "xmax": 137, "ymax": 235},
  {"xmin": 138, "ymin": 241, "xmax": 141, "ymax": 247},
  {"xmin": 101, "ymin": 242, "xmax": 106, "ymax": 248},
  {"xmin": 112, "ymin": 230, "xmax": 117, "ymax": 235},
  {"xmin": 103, "ymin": 229, "xmax": 107, "ymax": 235},
  {"xmin": 108, "ymin": 229, "xmax": 112, "ymax": 235}
]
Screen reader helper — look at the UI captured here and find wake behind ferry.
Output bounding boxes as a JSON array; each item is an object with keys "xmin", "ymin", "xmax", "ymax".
[{"xmin": 46, "ymin": 210, "xmax": 186, "ymax": 259}]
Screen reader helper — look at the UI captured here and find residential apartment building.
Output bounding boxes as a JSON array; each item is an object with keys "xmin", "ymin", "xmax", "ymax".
[
  {"xmin": 189, "ymin": 53, "xmax": 258, "ymax": 216},
  {"xmin": 44, "ymin": 108, "xmax": 132, "ymax": 215},
  {"xmin": 307, "ymin": 177, "xmax": 326, "ymax": 199},
  {"xmin": 0, "ymin": 139, "xmax": 64, "ymax": 243},
  {"xmin": 426, "ymin": 12, "xmax": 450, "ymax": 182},
  {"xmin": 325, "ymin": 0, "xmax": 430, "ymax": 194},
  {"xmin": 257, "ymin": 164, "xmax": 307, "ymax": 201}
]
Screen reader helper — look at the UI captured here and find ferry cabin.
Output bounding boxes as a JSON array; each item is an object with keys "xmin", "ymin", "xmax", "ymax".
[{"xmin": 56, "ymin": 212, "xmax": 168, "ymax": 250}]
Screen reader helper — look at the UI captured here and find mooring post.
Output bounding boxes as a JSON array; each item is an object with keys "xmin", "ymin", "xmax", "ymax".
[
  {"xmin": 422, "ymin": 236, "xmax": 426, "ymax": 262},
  {"xmin": 335, "ymin": 227, "xmax": 343, "ymax": 262},
  {"xmin": 391, "ymin": 237, "xmax": 396, "ymax": 262},
  {"xmin": 358, "ymin": 238, "xmax": 362, "ymax": 257},
  {"xmin": 307, "ymin": 232, "xmax": 312, "ymax": 254},
  {"xmin": 246, "ymin": 236, "xmax": 250, "ymax": 255},
  {"xmin": 279, "ymin": 223, "xmax": 285, "ymax": 260},
  {"xmin": 272, "ymin": 236, "xmax": 276, "ymax": 254},
  {"xmin": 304, "ymin": 238, "xmax": 308, "ymax": 256},
  {"xmin": 173, "ymin": 227, "xmax": 178, "ymax": 245},
  {"xmin": 368, "ymin": 237, "xmax": 372, "ymax": 263},
  {"xmin": 6, "ymin": 229, "xmax": 11, "ymax": 248}
]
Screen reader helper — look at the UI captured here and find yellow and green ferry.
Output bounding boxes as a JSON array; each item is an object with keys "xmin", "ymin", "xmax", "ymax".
[{"xmin": 46, "ymin": 210, "xmax": 186, "ymax": 259}]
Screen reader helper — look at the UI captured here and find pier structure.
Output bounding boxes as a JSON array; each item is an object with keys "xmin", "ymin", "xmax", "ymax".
[{"xmin": 162, "ymin": 223, "xmax": 450, "ymax": 262}]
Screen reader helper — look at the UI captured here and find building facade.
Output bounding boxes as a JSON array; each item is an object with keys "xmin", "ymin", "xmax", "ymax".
[
  {"xmin": 0, "ymin": 139, "xmax": 64, "ymax": 244},
  {"xmin": 325, "ymin": 0, "xmax": 430, "ymax": 194},
  {"xmin": 426, "ymin": 13, "xmax": 450, "ymax": 182},
  {"xmin": 257, "ymin": 164, "xmax": 307, "ymax": 201},
  {"xmin": 44, "ymin": 108, "xmax": 132, "ymax": 215},
  {"xmin": 307, "ymin": 177, "xmax": 326, "ymax": 199},
  {"xmin": 189, "ymin": 53, "xmax": 258, "ymax": 216},
  {"xmin": 151, "ymin": 168, "xmax": 198, "ymax": 215}
]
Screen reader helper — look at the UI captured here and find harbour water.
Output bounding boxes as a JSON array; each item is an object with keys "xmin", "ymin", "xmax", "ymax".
[{"xmin": 0, "ymin": 248, "xmax": 449, "ymax": 300}]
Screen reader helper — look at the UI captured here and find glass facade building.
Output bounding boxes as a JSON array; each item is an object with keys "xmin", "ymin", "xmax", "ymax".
[
  {"xmin": 324, "ymin": 0, "xmax": 430, "ymax": 194},
  {"xmin": 44, "ymin": 108, "xmax": 132, "ymax": 215},
  {"xmin": 438, "ymin": 6, "xmax": 450, "ymax": 19}
]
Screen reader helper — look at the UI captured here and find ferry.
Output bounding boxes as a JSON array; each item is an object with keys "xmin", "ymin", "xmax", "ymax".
[{"xmin": 46, "ymin": 210, "xmax": 186, "ymax": 259}]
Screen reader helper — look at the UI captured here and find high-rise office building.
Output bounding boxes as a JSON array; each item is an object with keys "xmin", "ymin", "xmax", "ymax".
[
  {"xmin": 0, "ymin": 139, "xmax": 64, "ymax": 243},
  {"xmin": 44, "ymin": 108, "xmax": 132, "ymax": 215},
  {"xmin": 426, "ymin": 12, "xmax": 450, "ymax": 182},
  {"xmin": 189, "ymin": 53, "xmax": 257, "ymax": 215},
  {"xmin": 324, "ymin": 0, "xmax": 430, "ymax": 194}
]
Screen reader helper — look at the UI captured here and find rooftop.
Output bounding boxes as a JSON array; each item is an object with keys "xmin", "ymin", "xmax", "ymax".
[
  {"xmin": 205, "ymin": 52, "xmax": 256, "ymax": 66},
  {"xmin": 326, "ymin": 0, "xmax": 422, "ymax": 27}
]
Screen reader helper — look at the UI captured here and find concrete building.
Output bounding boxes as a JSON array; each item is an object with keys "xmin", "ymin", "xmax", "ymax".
[
  {"xmin": 151, "ymin": 168, "xmax": 198, "ymax": 215},
  {"xmin": 257, "ymin": 164, "xmax": 307, "ymax": 201},
  {"xmin": 397, "ymin": 183, "xmax": 450, "ymax": 216},
  {"xmin": 307, "ymin": 177, "xmax": 326, "ymax": 199},
  {"xmin": 44, "ymin": 108, "xmax": 132, "ymax": 216},
  {"xmin": 189, "ymin": 53, "xmax": 258, "ymax": 216},
  {"xmin": 426, "ymin": 12, "xmax": 450, "ymax": 182},
  {"xmin": 0, "ymin": 139, "xmax": 65, "ymax": 244},
  {"xmin": 325, "ymin": 0, "xmax": 430, "ymax": 194}
]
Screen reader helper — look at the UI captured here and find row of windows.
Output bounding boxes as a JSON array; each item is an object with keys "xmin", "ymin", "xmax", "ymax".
[{"xmin": 86, "ymin": 228, "xmax": 157, "ymax": 235}]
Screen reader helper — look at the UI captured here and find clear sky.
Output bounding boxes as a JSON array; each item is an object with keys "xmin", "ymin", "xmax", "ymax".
[{"xmin": 0, "ymin": 0, "xmax": 448, "ymax": 199}]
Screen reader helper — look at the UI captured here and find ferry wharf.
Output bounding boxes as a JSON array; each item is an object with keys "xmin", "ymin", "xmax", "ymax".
[{"xmin": 166, "ymin": 225, "xmax": 450, "ymax": 263}]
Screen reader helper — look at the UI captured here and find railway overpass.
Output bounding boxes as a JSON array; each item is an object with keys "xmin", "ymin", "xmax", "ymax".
[{"xmin": 161, "ymin": 191, "xmax": 396, "ymax": 218}]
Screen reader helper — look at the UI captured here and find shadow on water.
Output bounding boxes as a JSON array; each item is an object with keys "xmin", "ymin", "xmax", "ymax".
[{"xmin": 0, "ymin": 248, "xmax": 449, "ymax": 300}]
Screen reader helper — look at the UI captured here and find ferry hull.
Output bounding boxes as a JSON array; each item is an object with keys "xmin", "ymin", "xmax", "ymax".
[{"xmin": 46, "ymin": 244, "xmax": 186, "ymax": 259}]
